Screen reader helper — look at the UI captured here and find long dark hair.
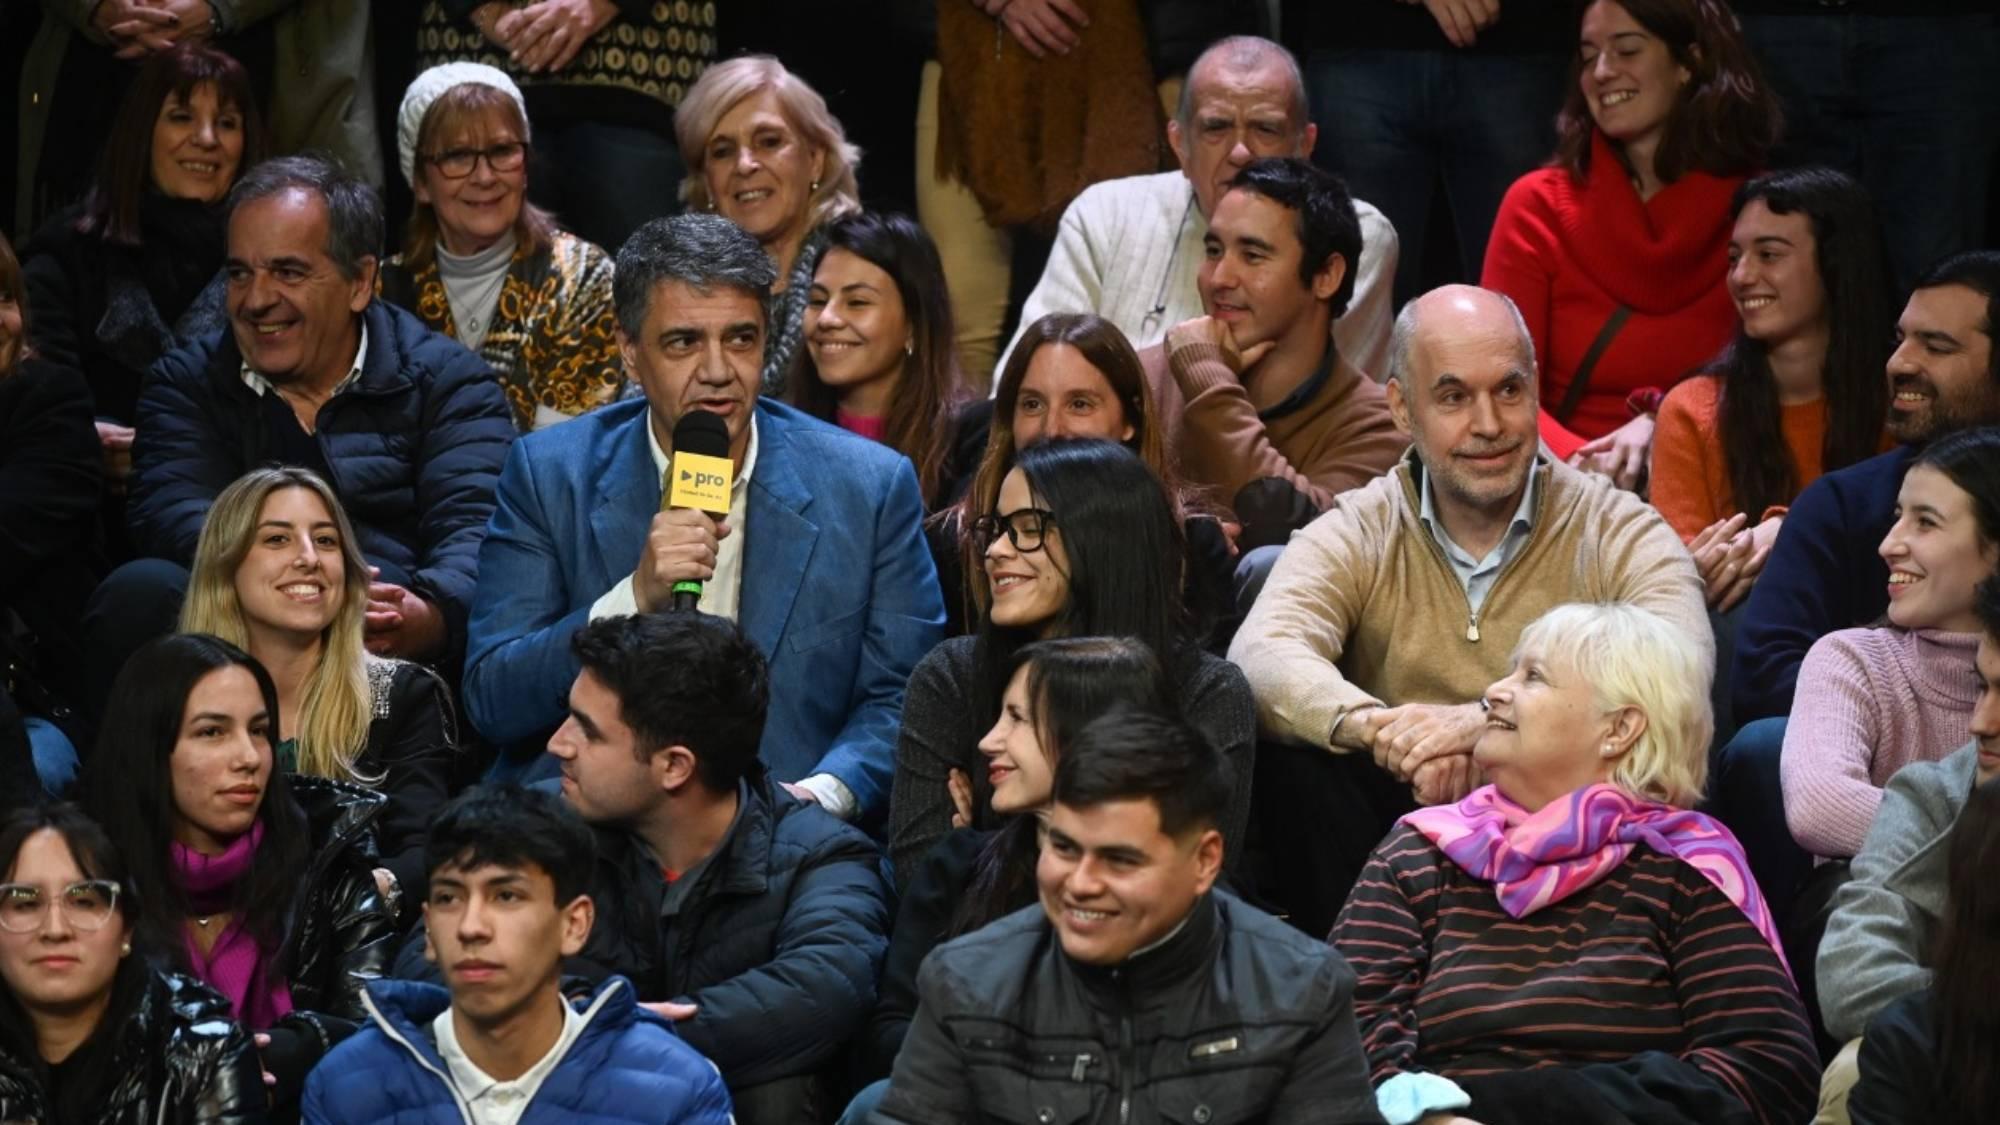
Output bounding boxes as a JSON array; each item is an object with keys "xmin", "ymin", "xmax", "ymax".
[
  {"xmin": 971, "ymin": 439, "xmax": 1191, "ymax": 740},
  {"xmin": 791, "ymin": 212, "xmax": 966, "ymax": 505},
  {"xmin": 1931, "ymin": 776, "xmax": 2000, "ymax": 1123},
  {"xmin": 951, "ymin": 637, "xmax": 1176, "ymax": 938},
  {"xmin": 76, "ymin": 43, "xmax": 266, "ymax": 246},
  {"xmin": 1712, "ymin": 167, "xmax": 1892, "ymax": 520},
  {"xmin": 79, "ymin": 634, "xmax": 309, "ymax": 972},
  {"xmin": 1552, "ymin": 0, "xmax": 1781, "ymax": 184},
  {"xmin": 0, "ymin": 804, "xmax": 152, "ymax": 1119},
  {"xmin": 1911, "ymin": 428, "xmax": 2000, "ymax": 556}
]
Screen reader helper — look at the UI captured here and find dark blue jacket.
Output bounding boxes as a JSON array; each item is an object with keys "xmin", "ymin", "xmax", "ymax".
[
  {"xmin": 1732, "ymin": 444, "xmax": 1916, "ymax": 723},
  {"xmin": 301, "ymin": 975, "xmax": 734, "ymax": 1124},
  {"xmin": 129, "ymin": 298, "xmax": 516, "ymax": 645}
]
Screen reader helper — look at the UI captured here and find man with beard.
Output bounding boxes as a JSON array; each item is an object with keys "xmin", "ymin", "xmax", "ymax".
[
  {"xmin": 1714, "ymin": 249, "xmax": 2000, "ymax": 929},
  {"xmin": 1227, "ymin": 284, "xmax": 1706, "ymax": 935}
]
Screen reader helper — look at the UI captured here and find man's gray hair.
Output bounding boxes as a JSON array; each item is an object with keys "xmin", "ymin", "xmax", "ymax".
[
  {"xmin": 613, "ymin": 213, "xmax": 779, "ymax": 339},
  {"xmin": 226, "ymin": 154, "xmax": 383, "ymax": 282},
  {"xmin": 1176, "ymin": 36, "xmax": 1310, "ymax": 136},
  {"xmin": 1387, "ymin": 289, "xmax": 1538, "ymax": 393}
]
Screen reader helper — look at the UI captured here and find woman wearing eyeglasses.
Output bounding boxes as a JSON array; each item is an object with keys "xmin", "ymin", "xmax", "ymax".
[
  {"xmin": 79, "ymin": 633, "xmax": 396, "ymax": 1116},
  {"xmin": 378, "ymin": 64, "xmax": 626, "ymax": 433},
  {"xmin": 885, "ymin": 438, "xmax": 1255, "ymax": 892},
  {"xmin": 0, "ymin": 802, "xmax": 264, "ymax": 1122}
]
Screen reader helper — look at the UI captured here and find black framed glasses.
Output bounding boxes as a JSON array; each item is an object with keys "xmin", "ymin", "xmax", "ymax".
[
  {"xmin": 973, "ymin": 508, "xmax": 1056, "ymax": 553},
  {"xmin": 0, "ymin": 880, "xmax": 121, "ymax": 933},
  {"xmin": 426, "ymin": 141, "xmax": 528, "ymax": 179}
]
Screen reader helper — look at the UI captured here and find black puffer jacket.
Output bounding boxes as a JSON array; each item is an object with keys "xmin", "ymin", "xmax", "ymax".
[
  {"xmin": 128, "ymin": 299, "xmax": 515, "ymax": 645},
  {"xmin": 0, "ymin": 967, "xmax": 265, "ymax": 1124},
  {"xmin": 875, "ymin": 892, "xmax": 1386, "ymax": 1125}
]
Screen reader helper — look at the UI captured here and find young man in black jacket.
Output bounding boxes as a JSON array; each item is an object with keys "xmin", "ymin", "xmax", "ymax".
[
  {"xmin": 401, "ymin": 610, "xmax": 890, "ymax": 1125},
  {"xmin": 874, "ymin": 709, "xmax": 1384, "ymax": 1125}
]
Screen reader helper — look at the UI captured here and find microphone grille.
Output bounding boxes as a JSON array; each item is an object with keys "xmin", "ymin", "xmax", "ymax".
[{"xmin": 671, "ymin": 409, "xmax": 732, "ymax": 459}]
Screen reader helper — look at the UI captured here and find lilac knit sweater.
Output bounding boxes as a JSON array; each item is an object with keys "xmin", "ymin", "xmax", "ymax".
[{"xmin": 1780, "ymin": 627, "xmax": 1981, "ymax": 858}]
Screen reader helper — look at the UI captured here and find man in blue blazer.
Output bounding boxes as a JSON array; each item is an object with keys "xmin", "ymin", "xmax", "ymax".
[{"xmin": 463, "ymin": 213, "xmax": 944, "ymax": 826}]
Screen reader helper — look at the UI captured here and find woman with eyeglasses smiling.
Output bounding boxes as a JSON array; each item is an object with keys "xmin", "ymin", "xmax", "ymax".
[
  {"xmin": 0, "ymin": 802, "xmax": 264, "ymax": 1122},
  {"xmin": 378, "ymin": 64, "xmax": 626, "ymax": 432},
  {"xmin": 885, "ymin": 438, "xmax": 1254, "ymax": 892}
]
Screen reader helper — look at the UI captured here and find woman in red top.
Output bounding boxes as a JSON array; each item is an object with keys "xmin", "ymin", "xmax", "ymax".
[{"xmin": 1482, "ymin": 0, "xmax": 1782, "ymax": 487}]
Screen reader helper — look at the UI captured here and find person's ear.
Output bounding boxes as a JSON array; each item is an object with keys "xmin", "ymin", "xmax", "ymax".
[
  {"xmin": 420, "ymin": 904, "xmax": 438, "ymax": 964},
  {"xmin": 559, "ymin": 894, "xmax": 594, "ymax": 957},
  {"xmin": 654, "ymin": 744, "xmax": 699, "ymax": 795},
  {"xmin": 349, "ymin": 255, "xmax": 379, "ymax": 313},
  {"xmin": 1297, "ymin": 121, "xmax": 1318, "ymax": 161},
  {"xmin": 1190, "ymin": 828, "xmax": 1224, "ymax": 896},
  {"xmin": 1602, "ymin": 705, "xmax": 1648, "ymax": 760},
  {"xmin": 1311, "ymin": 252, "xmax": 1348, "ymax": 303},
  {"xmin": 616, "ymin": 325, "xmax": 639, "ymax": 374},
  {"xmin": 1167, "ymin": 118, "xmax": 1189, "ymax": 171},
  {"xmin": 1386, "ymin": 376, "xmax": 1414, "ymax": 438}
]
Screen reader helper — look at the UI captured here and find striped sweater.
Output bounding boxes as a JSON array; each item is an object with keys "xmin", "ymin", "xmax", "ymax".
[{"xmin": 1332, "ymin": 824, "xmax": 1818, "ymax": 1125}]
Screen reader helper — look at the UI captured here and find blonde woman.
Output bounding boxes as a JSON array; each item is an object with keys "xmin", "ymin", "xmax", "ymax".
[
  {"xmin": 676, "ymin": 54, "xmax": 863, "ymax": 393},
  {"xmin": 180, "ymin": 466, "xmax": 455, "ymax": 917},
  {"xmin": 1332, "ymin": 602, "xmax": 1817, "ymax": 1125}
]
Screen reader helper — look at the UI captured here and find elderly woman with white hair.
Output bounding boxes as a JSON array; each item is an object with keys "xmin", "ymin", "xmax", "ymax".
[
  {"xmin": 1332, "ymin": 602, "xmax": 1818, "ymax": 1125},
  {"xmin": 379, "ymin": 62, "xmax": 625, "ymax": 432},
  {"xmin": 675, "ymin": 55, "xmax": 863, "ymax": 394}
]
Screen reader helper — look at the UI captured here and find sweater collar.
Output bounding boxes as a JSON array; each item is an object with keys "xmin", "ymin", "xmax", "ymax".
[{"xmin": 1562, "ymin": 130, "xmax": 1744, "ymax": 312}]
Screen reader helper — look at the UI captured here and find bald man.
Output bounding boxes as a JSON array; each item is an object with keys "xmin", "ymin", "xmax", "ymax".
[
  {"xmin": 997, "ymin": 35, "xmax": 1399, "ymax": 379},
  {"xmin": 1228, "ymin": 284, "xmax": 1708, "ymax": 935}
]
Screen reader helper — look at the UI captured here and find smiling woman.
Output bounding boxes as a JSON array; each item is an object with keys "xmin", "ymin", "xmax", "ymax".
[
  {"xmin": 1333, "ymin": 602, "xmax": 1818, "ymax": 1125},
  {"xmin": 675, "ymin": 56, "xmax": 863, "ymax": 394},
  {"xmin": 19, "ymin": 43, "xmax": 265, "ymax": 556}
]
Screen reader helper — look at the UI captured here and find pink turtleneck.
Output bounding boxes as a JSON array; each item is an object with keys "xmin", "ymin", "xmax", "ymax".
[{"xmin": 1780, "ymin": 626, "xmax": 1982, "ymax": 858}]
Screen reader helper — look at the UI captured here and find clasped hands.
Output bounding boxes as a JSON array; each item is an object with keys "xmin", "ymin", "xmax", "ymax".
[
  {"xmin": 92, "ymin": 0, "xmax": 215, "ymax": 60},
  {"xmin": 470, "ymin": 0, "xmax": 619, "ymax": 73},
  {"xmin": 1339, "ymin": 701, "xmax": 1487, "ymax": 806}
]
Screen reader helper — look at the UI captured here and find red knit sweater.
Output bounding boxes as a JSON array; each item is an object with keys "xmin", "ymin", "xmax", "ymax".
[{"xmin": 1482, "ymin": 133, "xmax": 1742, "ymax": 459}]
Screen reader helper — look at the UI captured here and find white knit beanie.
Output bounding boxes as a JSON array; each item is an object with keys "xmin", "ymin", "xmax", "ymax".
[{"xmin": 397, "ymin": 62, "xmax": 530, "ymax": 188}]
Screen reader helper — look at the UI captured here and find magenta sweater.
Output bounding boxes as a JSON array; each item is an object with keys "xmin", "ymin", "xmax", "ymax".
[{"xmin": 1780, "ymin": 627, "xmax": 1980, "ymax": 858}]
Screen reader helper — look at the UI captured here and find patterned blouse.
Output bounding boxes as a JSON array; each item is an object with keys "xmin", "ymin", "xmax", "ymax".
[{"xmin": 380, "ymin": 229, "xmax": 626, "ymax": 431}]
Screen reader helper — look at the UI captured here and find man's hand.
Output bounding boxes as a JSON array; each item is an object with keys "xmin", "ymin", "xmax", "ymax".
[
  {"xmin": 779, "ymin": 782, "xmax": 821, "ymax": 806},
  {"xmin": 632, "ymin": 508, "xmax": 730, "ymax": 613},
  {"xmin": 1410, "ymin": 751, "xmax": 1480, "ymax": 805},
  {"xmin": 94, "ymin": 0, "xmax": 181, "ymax": 58},
  {"xmin": 1417, "ymin": 0, "xmax": 1500, "ymax": 48},
  {"xmin": 995, "ymin": 0, "xmax": 1089, "ymax": 58},
  {"xmin": 1370, "ymin": 702, "xmax": 1487, "ymax": 781},
  {"xmin": 365, "ymin": 569, "xmax": 448, "ymax": 659},
  {"xmin": 642, "ymin": 1000, "xmax": 699, "ymax": 1021},
  {"xmin": 497, "ymin": 0, "xmax": 619, "ymax": 73},
  {"xmin": 1166, "ymin": 315, "xmax": 1277, "ymax": 377},
  {"xmin": 96, "ymin": 421, "xmax": 136, "ymax": 492},
  {"xmin": 1567, "ymin": 414, "xmax": 1655, "ymax": 492}
]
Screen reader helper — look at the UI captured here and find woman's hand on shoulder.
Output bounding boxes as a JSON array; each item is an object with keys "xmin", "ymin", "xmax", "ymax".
[
  {"xmin": 947, "ymin": 768, "xmax": 975, "ymax": 829},
  {"xmin": 1567, "ymin": 414, "xmax": 1654, "ymax": 492}
]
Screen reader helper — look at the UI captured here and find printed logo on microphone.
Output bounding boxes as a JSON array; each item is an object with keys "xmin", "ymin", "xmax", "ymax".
[{"xmin": 668, "ymin": 449, "xmax": 734, "ymax": 512}]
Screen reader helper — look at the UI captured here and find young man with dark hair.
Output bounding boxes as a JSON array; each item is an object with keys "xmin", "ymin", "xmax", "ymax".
[
  {"xmin": 538, "ymin": 610, "xmax": 885, "ymax": 1125},
  {"xmin": 1811, "ymin": 571, "xmax": 2000, "ymax": 1116},
  {"xmin": 1144, "ymin": 156, "xmax": 1407, "ymax": 556},
  {"xmin": 875, "ymin": 709, "xmax": 1383, "ymax": 1125},
  {"xmin": 304, "ymin": 785, "xmax": 734, "ymax": 1123}
]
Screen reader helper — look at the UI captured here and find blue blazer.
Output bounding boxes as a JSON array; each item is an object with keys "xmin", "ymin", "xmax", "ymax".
[{"xmin": 463, "ymin": 398, "xmax": 944, "ymax": 820}]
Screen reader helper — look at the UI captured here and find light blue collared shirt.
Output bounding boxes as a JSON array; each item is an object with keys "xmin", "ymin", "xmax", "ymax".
[{"xmin": 1417, "ymin": 466, "xmax": 1539, "ymax": 615}]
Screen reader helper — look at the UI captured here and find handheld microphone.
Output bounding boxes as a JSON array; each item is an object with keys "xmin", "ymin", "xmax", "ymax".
[{"xmin": 663, "ymin": 410, "xmax": 734, "ymax": 612}]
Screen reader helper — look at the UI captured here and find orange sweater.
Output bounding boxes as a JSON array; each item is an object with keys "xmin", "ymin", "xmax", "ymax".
[{"xmin": 1650, "ymin": 374, "xmax": 1833, "ymax": 543}]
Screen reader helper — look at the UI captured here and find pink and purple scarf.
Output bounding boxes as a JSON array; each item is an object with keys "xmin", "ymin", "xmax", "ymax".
[
  {"xmin": 1402, "ymin": 783, "xmax": 1789, "ymax": 974},
  {"xmin": 172, "ymin": 821, "xmax": 295, "ymax": 1028}
]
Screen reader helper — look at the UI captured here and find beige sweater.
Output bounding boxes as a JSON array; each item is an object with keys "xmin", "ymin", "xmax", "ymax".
[{"xmin": 1228, "ymin": 455, "xmax": 1710, "ymax": 749}]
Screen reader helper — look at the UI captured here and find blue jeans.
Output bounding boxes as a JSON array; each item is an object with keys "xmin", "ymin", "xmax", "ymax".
[
  {"xmin": 1709, "ymin": 717, "xmax": 1812, "ymax": 926},
  {"xmin": 1307, "ymin": 48, "xmax": 1565, "ymax": 305},
  {"xmin": 527, "ymin": 118, "xmax": 686, "ymax": 255},
  {"xmin": 1741, "ymin": 13, "xmax": 2000, "ymax": 289}
]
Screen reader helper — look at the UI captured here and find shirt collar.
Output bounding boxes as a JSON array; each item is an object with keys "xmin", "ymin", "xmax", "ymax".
[
  {"xmin": 240, "ymin": 319, "xmax": 368, "ymax": 398},
  {"xmin": 1418, "ymin": 462, "xmax": 1539, "ymax": 561},
  {"xmin": 647, "ymin": 408, "xmax": 760, "ymax": 495}
]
